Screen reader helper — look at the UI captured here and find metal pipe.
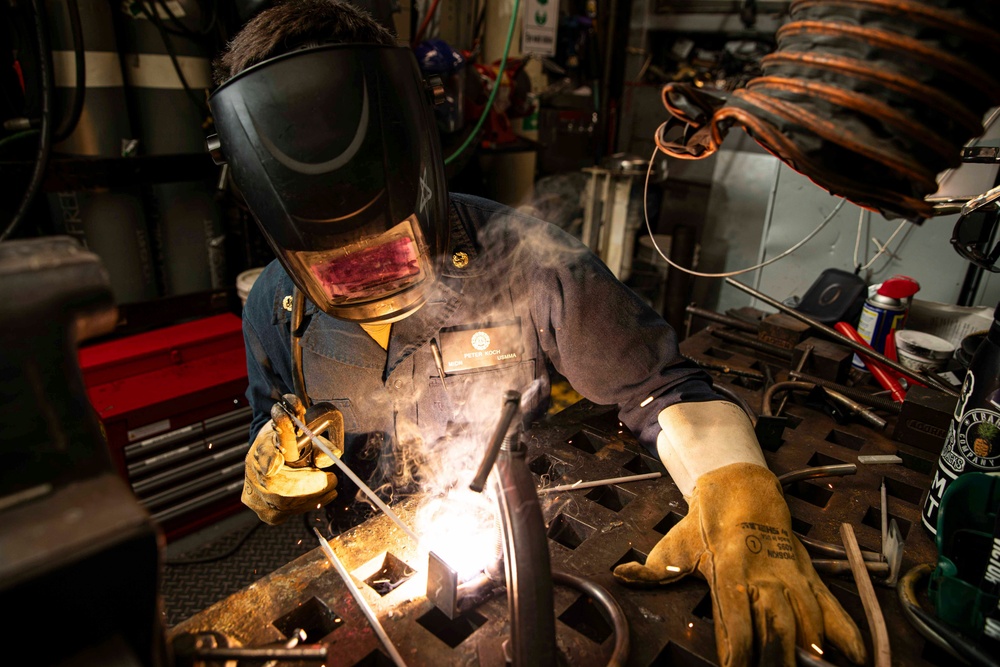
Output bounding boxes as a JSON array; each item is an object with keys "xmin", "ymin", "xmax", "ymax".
[
  {"xmin": 314, "ymin": 528, "xmax": 408, "ymax": 667},
  {"xmin": 553, "ymin": 571, "xmax": 630, "ymax": 667},
  {"xmin": 778, "ymin": 345, "xmax": 813, "ymax": 416},
  {"xmin": 724, "ymin": 278, "xmax": 958, "ymax": 397},
  {"xmin": 494, "ymin": 423, "xmax": 557, "ymax": 666}
]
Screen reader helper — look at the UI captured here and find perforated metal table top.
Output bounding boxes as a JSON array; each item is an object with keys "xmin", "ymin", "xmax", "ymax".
[{"xmin": 169, "ymin": 365, "xmax": 946, "ymax": 667}]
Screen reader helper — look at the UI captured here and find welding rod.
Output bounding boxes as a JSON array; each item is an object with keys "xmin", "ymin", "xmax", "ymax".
[
  {"xmin": 724, "ymin": 278, "xmax": 958, "ymax": 397},
  {"xmin": 313, "ymin": 528, "xmax": 409, "ymax": 667},
  {"xmin": 278, "ymin": 403, "xmax": 420, "ymax": 545},
  {"xmin": 686, "ymin": 304, "xmax": 759, "ymax": 333},
  {"xmin": 536, "ymin": 472, "xmax": 662, "ymax": 494}
]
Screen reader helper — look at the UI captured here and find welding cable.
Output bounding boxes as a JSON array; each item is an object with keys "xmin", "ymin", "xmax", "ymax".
[
  {"xmin": 552, "ymin": 571, "xmax": 630, "ymax": 667},
  {"xmin": 52, "ymin": 0, "xmax": 85, "ymax": 144},
  {"xmin": 897, "ymin": 563, "xmax": 968, "ymax": 663},
  {"xmin": 444, "ymin": 0, "xmax": 520, "ymax": 165},
  {"xmin": 1, "ymin": 0, "xmax": 53, "ymax": 244},
  {"xmin": 164, "ymin": 523, "xmax": 262, "ymax": 566},
  {"xmin": 653, "ymin": 0, "xmax": 1000, "ymax": 222}
]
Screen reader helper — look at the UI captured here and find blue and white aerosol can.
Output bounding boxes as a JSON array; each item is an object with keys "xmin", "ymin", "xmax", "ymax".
[{"xmin": 852, "ymin": 275, "xmax": 921, "ymax": 370}]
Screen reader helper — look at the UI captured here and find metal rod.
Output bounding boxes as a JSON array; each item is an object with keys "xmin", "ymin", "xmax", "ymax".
[
  {"xmin": 724, "ymin": 278, "xmax": 958, "ymax": 397},
  {"xmin": 841, "ymin": 523, "xmax": 891, "ymax": 667},
  {"xmin": 553, "ymin": 571, "xmax": 630, "ymax": 666},
  {"xmin": 777, "ymin": 464, "xmax": 857, "ymax": 486},
  {"xmin": 763, "ymin": 381, "xmax": 887, "ymax": 430},
  {"xmin": 314, "ymin": 528, "xmax": 409, "ymax": 667},
  {"xmin": 278, "ymin": 403, "xmax": 420, "ymax": 544},
  {"xmin": 788, "ymin": 371, "xmax": 902, "ymax": 414},
  {"xmin": 470, "ymin": 390, "xmax": 521, "ymax": 493},
  {"xmin": 709, "ymin": 327, "xmax": 794, "ymax": 360},
  {"xmin": 536, "ymin": 472, "xmax": 662, "ymax": 494},
  {"xmin": 195, "ymin": 647, "xmax": 327, "ymax": 660},
  {"xmin": 778, "ymin": 345, "xmax": 813, "ymax": 416},
  {"xmin": 685, "ymin": 304, "xmax": 759, "ymax": 333},
  {"xmin": 680, "ymin": 353, "xmax": 766, "ymax": 381},
  {"xmin": 811, "ymin": 559, "xmax": 890, "ymax": 576}
]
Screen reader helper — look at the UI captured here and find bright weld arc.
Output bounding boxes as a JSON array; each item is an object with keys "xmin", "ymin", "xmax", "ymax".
[{"xmin": 811, "ymin": 643, "xmax": 824, "ymax": 655}]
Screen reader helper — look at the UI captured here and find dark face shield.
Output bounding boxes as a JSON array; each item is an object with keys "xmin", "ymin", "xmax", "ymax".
[
  {"xmin": 953, "ymin": 185, "xmax": 1000, "ymax": 273},
  {"xmin": 209, "ymin": 45, "xmax": 449, "ymax": 322}
]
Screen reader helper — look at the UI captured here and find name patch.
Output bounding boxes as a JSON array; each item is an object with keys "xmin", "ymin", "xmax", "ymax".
[{"xmin": 439, "ymin": 320, "xmax": 523, "ymax": 374}]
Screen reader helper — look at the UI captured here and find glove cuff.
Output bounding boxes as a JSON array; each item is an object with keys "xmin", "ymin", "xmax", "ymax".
[{"xmin": 656, "ymin": 400, "xmax": 767, "ymax": 497}]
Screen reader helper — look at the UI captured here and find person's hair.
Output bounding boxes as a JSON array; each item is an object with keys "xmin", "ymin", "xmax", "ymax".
[{"xmin": 213, "ymin": 0, "xmax": 396, "ymax": 85}]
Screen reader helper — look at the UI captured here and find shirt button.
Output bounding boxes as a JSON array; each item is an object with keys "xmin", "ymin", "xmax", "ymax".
[{"xmin": 393, "ymin": 380, "xmax": 403, "ymax": 389}]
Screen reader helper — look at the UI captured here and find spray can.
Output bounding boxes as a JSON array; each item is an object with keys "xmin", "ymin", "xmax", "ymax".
[{"xmin": 852, "ymin": 275, "xmax": 921, "ymax": 370}]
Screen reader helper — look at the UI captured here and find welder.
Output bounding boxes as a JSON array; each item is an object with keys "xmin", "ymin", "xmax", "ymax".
[{"xmin": 208, "ymin": 2, "xmax": 866, "ymax": 665}]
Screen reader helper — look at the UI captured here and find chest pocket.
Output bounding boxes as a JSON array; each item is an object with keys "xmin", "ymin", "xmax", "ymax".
[{"xmin": 420, "ymin": 359, "xmax": 537, "ymax": 438}]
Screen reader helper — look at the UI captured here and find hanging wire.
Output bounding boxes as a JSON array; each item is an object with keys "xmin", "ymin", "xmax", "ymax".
[
  {"xmin": 1, "ymin": 0, "xmax": 53, "ymax": 243},
  {"xmin": 641, "ymin": 141, "xmax": 845, "ymax": 278}
]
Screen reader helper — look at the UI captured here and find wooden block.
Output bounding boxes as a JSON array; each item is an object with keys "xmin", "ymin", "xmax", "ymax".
[{"xmin": 758, "ymin": 313, "xmax": 810, "ymax": 350}]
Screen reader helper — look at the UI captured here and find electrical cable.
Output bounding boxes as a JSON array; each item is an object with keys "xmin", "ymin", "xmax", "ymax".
[
  {"xmin": 135, "ymin": 1, "xmax": 211, "ymax": 117},
  {"xmin": 164, "ymin": 523, "xmax": 262, "ymax": 566},
  {"xmin": 411, "ymin": 0, "xmax": 442, "ymax": 47},
  {"xmin": 444, "ymin": 0, "xmax": 520, "ymax": 166},
  {"xmin": 0, "ymin": 129, "xmax": 39, "ymax": 151},
  {"xmin": 642, "ymin": 142, "xmax": 845, "ymax": 278},
  {"xmin": 52, "ymin": 0, "xmax": 85, "ymax": 144},
  {"xmin": 1, "ymin": 0, "xmax": 53, "ymax": 244}
]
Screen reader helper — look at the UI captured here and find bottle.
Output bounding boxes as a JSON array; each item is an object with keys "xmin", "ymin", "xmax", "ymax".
[
  {"xmin": 922, "ymin": 301, "xmax": 1000, "ymax": 534},
  {"xmin": 852, "ymin": 275, "xmax": 920, "ymax": 370}
]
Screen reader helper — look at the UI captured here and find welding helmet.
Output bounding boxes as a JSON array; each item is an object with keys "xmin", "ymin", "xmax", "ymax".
[{"xmin": 208, "ymin": 44, "xmax": 449, "ymax": 322}]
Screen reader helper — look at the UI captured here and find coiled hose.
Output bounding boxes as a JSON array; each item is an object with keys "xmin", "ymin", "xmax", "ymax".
[{"xmin": 656, "ymin": 0, "xmax": 1000, "ymax": 221}]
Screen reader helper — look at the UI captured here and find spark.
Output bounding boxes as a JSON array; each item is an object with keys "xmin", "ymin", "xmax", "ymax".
[
  {"xmin": 811, "ymin": 644, "xmax": 824, "ymax": 655},
  {"xmin": 688, "ymin": 622, "xmax": 694, "ymax": 628},
  {"xmin": 666, "ymin": 565, "xmax": 681, "ymax": 572},
  {"xmin": 827, "ymin": 483, "xmax": 833, "ymax": 489},
  {"xmin": 640, "ymin": 396, "xmax": 654, "ymax": 407}
]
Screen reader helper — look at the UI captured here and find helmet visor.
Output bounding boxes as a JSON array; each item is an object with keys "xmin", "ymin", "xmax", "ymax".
[{"xmin": 210, "ymin": 45, "xmax": 449, "ymax": 321}]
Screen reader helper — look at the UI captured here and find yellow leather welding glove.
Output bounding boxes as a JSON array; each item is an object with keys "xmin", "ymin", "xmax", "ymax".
[
  {"xmin": 614, "ymin": 402, "xmax": 866, "ymax": 667},
  {"xmin": 242, "ymin": 396, "xmax": 343, "ymax": 525}
]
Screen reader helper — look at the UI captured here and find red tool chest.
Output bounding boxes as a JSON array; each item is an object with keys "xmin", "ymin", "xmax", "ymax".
[{"xmin": 79, "ymin": 313, "xmax": 252, "ymax": 541}]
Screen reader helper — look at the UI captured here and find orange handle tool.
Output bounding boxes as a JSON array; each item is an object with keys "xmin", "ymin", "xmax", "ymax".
[{"xmin": 834, "ymin": 322, "xmax": 906, "ymax": 402}]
